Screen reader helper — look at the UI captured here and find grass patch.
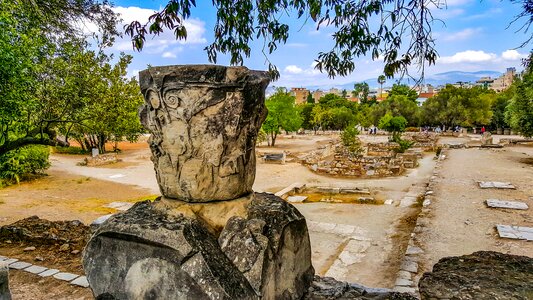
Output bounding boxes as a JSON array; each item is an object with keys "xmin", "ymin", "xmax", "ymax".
[{"xmin": 53, "ymin": 146, "xmax": 89, "ymax": 155}]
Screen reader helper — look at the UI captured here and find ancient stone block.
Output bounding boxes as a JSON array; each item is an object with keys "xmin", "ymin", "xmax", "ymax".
[
  {"xmin": 419, "ymin": 251, "xmax": 533, "ymax": 299},
  {"xmin": 138, "ymin": 65, "xmax": 270, "ymax": 202},
  {"xmin": 83, "ymin": 194, "xmax": 314, "ymax": 299},
  {"xmin": 0, "ymin": 262, "xmax": 11, "ymax": 300}
]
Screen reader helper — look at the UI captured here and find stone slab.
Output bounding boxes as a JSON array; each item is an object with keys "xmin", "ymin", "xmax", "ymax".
[
  {"xmin": 104, "ymin": 202, "xmax": 133, "ymax": 211},
  {"xmin": 395, "ymin": 278, "xmax": 414, "ymax": 287},
  {"xmin": 70, "ymin": 276, "xmax": 90, "ymax": 288},
  {"xmin": 400, "ymin": 260, "xmax": 418, "ymax": 273},
  {"xmin": 23, "ymin": 265, "xmax": 47, "ymax": 274},
  {"xmin": 8, "ymin": 262, "xmax": 32, "ymax": 270},
  {"xmin": 2, "ymin": 259, "xmax": 17, "ymax": 266},
  {"xmin": 91, "ymin": 214, "xmax": 114, "ymax": 226},
  {"xmin": 38, "ymin": 269, "xmax": 60, "ymax": 277},
  {"xmin": 394, "ymin": 286, "xmax": 416, "ymax": 294},
  {"xmin": 497, "ymin": 225, "xmax": 533, "ymax": 241},
  {"xmin": 479, "ymin": 181, "xmax": 516, "ymax": 189},
  {"xmin": 287, "ymin": 196, "xmax": 307, "ymax": 203},
  {"xmin": 406, "ymin": 246, "xmax": 424, "ymax": 255},
  {"xmin": 274, "ymin": 182, "xmax": 305, "ymax": 198},
  {"xmin": 486, "ymin": 199, "xmax": 528, "ymax": 210},
  {"xmin": 53, "ymin": 272, "xmax": 79, "ymax": 281}
]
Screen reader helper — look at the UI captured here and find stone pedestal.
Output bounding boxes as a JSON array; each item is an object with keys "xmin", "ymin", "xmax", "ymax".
[
  {"xmin": 83, "ymin": 65, "xmax": 314, "ymax": 299},
  {"xmin": 83, "ymin": 194, "xmax": 314, "ymax": 299}
]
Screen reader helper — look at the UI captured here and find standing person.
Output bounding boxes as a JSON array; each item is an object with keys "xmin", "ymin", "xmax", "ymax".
[{"xmin": 481, "ymin": 126, "xmax": 486, "ymax": 135}]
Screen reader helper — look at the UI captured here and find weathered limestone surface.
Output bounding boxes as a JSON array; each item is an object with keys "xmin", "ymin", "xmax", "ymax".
[
  {"xmin": 418, "ymin": 251, "xmax": 533, "ymax": 299},
  {"xmin": 138, "ymin": 65, "xmax": 269, "ymax": 202},
  {"xmin": 0, "ymin": 262, "xmax": 11, "ymax": 300},
  {"xmin": 83, "ymin": 194, "xmax": 314, "ymax": 299},
  {"xmin": 305, "ymin": 276, "xmax": 416, "ymax": 299}
]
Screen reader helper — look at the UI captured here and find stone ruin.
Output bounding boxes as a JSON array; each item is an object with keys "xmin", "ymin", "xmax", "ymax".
[{"xmin": 82, "ymin": 65, "xmax": 315, "ymax": 299}]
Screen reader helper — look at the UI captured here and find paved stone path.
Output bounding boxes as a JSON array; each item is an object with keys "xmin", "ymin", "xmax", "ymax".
[{"xmin": 0, "ymin": 255, "xmax": 89, "ymax": 288}]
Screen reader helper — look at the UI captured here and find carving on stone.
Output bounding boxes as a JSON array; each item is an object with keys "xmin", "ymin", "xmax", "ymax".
[
  {"xmin": 83, "ymin": 65, "xmax": 315, "ymax": 300},
  {"xmin": 138, "ymin": 65, "xmax": 270, "ymax": 202}
]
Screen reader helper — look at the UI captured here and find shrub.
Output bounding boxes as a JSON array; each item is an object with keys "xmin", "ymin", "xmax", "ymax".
[
  {"xmin": 341, "ymin": 127, "xmax": 363, "ymax": 155},
  {"xmin": 392, "ymin": 132, "xmax": 414, "ymax": 153},
  {"xmin": 405, "ymin": 127, "xmax": 419, "ymax": 132},
  {"xmin": 53, "ymin": 146, "xmax": 88, "ymax": 155},
  {"xmin": 0, "ymin": 145, "xmax": 51, "ymax": 184}
]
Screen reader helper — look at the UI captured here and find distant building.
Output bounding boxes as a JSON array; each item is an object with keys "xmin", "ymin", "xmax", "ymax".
[
  {"xmin": 475, "ymin": 68, "xmax": 516, "ymax": 92},
  {"xmin": 491, "ymin": 67, "xmax": 516, "ymax": 92},
  {"xmin": 328, "ymin": 88, "xmax": 342, "ymax": 96},
  {"xmin": 312, "ymin": 90, "xmax": 325, "ymax": 102},
  {"xmin": 290, "ymin": 87, "xmax": 310, "ymax": 104},
  {"xmin": 416, "ymin": 92, "xmax": 437, "ymax": 106},
  {"xmin": 476, "ymin": 76, "xmax": 494, "ymax": 89}
]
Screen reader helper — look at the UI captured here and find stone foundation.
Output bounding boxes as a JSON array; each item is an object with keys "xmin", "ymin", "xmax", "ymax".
[{"xmin": 83, "ymin": 195, "xmax": 314, "ymax": 299}]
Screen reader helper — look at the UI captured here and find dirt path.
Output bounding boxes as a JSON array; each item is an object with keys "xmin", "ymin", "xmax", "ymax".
[
  {"xmin": 416, "ymin": 146, "xmax": 533, "ymax": 276},
  {"xmin": 0, "ymin": 169, "xmax": 155, "ymax": 226}
]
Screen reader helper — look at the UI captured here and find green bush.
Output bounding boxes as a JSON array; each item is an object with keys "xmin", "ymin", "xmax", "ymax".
[
  {"xmin": 0, "ymin": 145, "xmax": 51, "ymax": 184},
  {"xmin": 392, "ymin": 132, "xmax": 414, "ymax": 153},
  {"xmin": 53, "ymin": 146, "xmax": 88, "ymax": 155},
  {"xmin": 341, "ymin": 127, "xmax": 363, "ymax": 155}
]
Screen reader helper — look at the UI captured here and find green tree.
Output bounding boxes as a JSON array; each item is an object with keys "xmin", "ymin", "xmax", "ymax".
[
  {"xmin": 70, "ymin": 54, "xmax": 144, "ymax": 153},
  {"xmin": 353, "ymin": 82, "xmax": 370, "ymax": 103},
  {"xmin": 306, "ymin": 93, "xmax": 315, "ymax": 104},
  {"xmin": 341, "ymin": 127, "xmax": 363, "ymax": 156},
  {"xmin": 388, "ymin": 84, "xmax": 418, "ymax": 102},
  {"xmin": 298, "ymin": 103, "xmax": 315, "ymax": 130},
  {"xmin": 506, "ymin": 64, "xmax": 533, "ymax": 137},
  {"xmin": 0, "ymin": 0, "xmax": 118, "ymax": 156},
  {"xmin": 420, "ymin": 85, "xmax": 493, "ymax": 128},
  {"xmin": 378, "ymin": 75, "xmax": 386, "ymax": 98},
  {"xmin": 379, "ymin": 113, "xmax": 407, "ymax": 134},
  {"xmin": 262, "ymin": 88, "xmax": 302, "ymax": 146},
  {"xmin": 125, "ymin": 1, "xmax": 440, "ymax": 78},
  {"xmin": 372, "ymin": 95, "xmax": 420, "ymax": 126}
]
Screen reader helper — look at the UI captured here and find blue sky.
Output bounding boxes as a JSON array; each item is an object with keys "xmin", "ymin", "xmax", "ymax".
[{"xmin": 103, "ymin": 0, "xmax": 531, "ymax": 88}]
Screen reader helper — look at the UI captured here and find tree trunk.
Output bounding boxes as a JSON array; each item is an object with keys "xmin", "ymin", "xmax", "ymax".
[{"xmin": 270, "ymin": 132, "xmax": 278, "ymax": 147}]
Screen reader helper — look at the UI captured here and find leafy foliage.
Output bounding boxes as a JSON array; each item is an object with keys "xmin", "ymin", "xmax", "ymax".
[
  {"xmin": 341, "ymin": 127, "xmax": 363, "ymax": 156},
  {"xmin": 506, "ymin": 64, "xmax": 533, "ymax": 137},
  {"xmin": 0, "ymin": 145, "xmax": 50, "ymax": 183},
  {"xmin": 125, "ymin": 0, "xmax": 440, "ymax": 79},
  {"xmin": 378, "ymin": 113, "xmax": 407, "ymax": 133},
  {"xmin": 373, "ymin": 94, "xmax": 420, "ymax": 126},
  {"xmin": 0, "ymin": 0, "xmax": 126, "ymax": 157},
  {"xmin": 262, "ymin": 88, "xmax": 302, "ymax": 146},
  {"xmin": 388, "ymin": 84, "xmax": 418, "ymax": 102},
  {"xmin": 353, "ymin": 82, "xmax": 370, "ymax": 103},
  {"xmin": 420, "ymin": 85, "xmax": 494, "ymax": 127}
]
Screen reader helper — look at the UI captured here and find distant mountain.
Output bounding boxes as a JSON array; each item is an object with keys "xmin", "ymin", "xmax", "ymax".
[{"xmin": 296, "ymin": 70, "xmax": 503, "ymax": 91}]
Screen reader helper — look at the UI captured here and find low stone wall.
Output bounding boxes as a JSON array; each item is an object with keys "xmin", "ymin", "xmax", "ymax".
[
  {"xmin": 309, "ymin": 151, "xmax": 405, "ymax": 178},
  {"xmin": 79, "ymin": 154, "xmax": 121, "ymax": 167},
  {"xmin": 366, "ymin": 142, "xmax": 398, "ymax": 157}
]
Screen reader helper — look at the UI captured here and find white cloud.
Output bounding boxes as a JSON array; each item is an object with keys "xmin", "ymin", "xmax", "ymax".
[
  {"xmin": 441, "ymin": 28, "xmax": 483, "ymax": 42},
  {"xmin": 284, "ymin": 65, "xmax": 304, "ymax": 74},
  {"xmin": 162, "ymin": 51, "xmax": 177, "ymax": 58},
  {"xmin": 110, "ymin": 6, "xmax": 207, "ymax": 53},
  {"xmin": 439, "ymin": 50, "xmax": 497, "ymax": 64},
  {"xmin": 501, "ymin": 49, "xmax": 527, "ymax": 61}
]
